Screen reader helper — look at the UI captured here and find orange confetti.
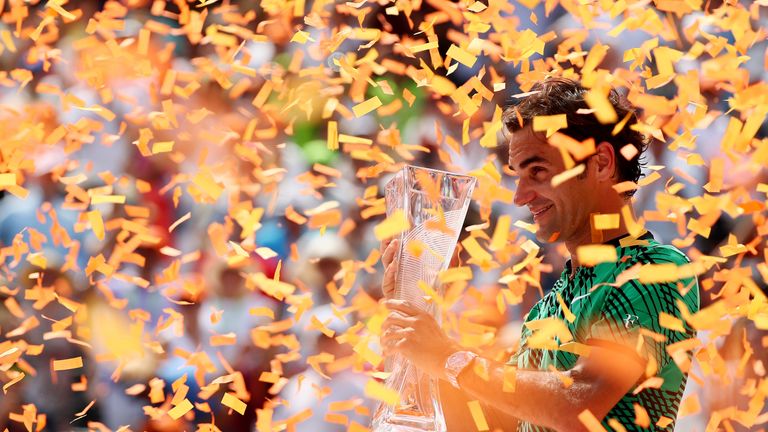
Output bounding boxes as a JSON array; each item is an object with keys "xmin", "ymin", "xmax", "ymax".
[
  {"xmin": 577, "ymin": 409, "xmax": 608, "ymax": 432},
  {"xmin": 222, "ymin": 392, "xmax": 247, "ymax": 415},
  {"xmin": 53, "ymin": 356, "xmax": 83, "ymax": 371},
  {"xmin": 374, "ymin": 210, "xmax": 411, "ymax": 241},
  {"xmin": 167, "ymin": 399, "xmax": 194, "ymax": 420},
  {"xmin": 364, "ymin": 379, "xmax": 399, "ymax": 405},
  {"xmin": 352, "ymin": 96, "xmax": 383, "ymax": 118},
  {"xmin": 467, "ymin": 400, "xmax": 489, "ymax": 431}
]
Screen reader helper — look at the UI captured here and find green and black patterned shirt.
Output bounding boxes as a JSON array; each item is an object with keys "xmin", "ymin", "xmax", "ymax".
[{"xmin": 509, "ymin": 232, "xmax": 700, "ymax": 432}]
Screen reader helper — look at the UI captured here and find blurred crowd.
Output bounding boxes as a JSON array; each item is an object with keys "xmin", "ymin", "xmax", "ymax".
[{"xmin": 0, "ymin": 0, "xmax": 766, "ymax": 431}]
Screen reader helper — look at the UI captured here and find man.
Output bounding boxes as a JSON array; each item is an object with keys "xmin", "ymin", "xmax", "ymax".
[{"xmin": 379, "ymin": 77, "xmax": 700, "ymax": 431}]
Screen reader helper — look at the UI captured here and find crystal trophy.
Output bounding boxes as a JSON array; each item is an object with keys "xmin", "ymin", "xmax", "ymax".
[{"xmin": 372, "ymin": 165, "xmax": 477, "ymax": 432}]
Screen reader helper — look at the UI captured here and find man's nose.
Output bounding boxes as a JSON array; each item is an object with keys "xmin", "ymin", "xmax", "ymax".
[{"xmin": 513, "ymin": 179, "xmax": 536, "ymax": 207}]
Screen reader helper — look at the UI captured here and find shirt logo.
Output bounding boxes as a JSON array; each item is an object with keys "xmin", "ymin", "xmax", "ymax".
[{"xmin": 624, "ymin": 314, "xmax": 639, "ymax": 329}]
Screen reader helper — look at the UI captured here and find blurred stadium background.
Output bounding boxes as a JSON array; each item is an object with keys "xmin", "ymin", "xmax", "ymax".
[{"xmin": 0, "ymin": 0, "xmax": 766, "ymax": 430}]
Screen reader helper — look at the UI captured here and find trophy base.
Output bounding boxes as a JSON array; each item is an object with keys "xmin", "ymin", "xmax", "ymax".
[{"xmin": 372, "ymin": 412, "xmax": 446, "ymax": 432}]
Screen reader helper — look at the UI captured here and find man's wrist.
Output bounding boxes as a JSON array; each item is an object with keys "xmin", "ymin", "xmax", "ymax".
[{"xmin": 444, "ymin": 350, "xmax": 478, "ymax": 389}]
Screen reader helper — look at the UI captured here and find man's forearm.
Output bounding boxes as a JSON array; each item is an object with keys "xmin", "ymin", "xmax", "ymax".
[{"xmin": 455, "ymin": 358, "xmax": 603, "ymax": 432}]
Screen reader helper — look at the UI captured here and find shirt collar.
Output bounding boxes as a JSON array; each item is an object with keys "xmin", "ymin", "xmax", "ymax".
[
  {"xmin": 564, "ymin": 231, "xmax": 655, "ymax": 275},
  {"xmin": 602, "ymin": 230, "xmax": 654, "ymax": 247}
]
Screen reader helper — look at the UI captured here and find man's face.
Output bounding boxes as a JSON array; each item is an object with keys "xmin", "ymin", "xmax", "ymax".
[{"xmin": 508, "ymin": 126, "xmax": 598, "ymax": 244}]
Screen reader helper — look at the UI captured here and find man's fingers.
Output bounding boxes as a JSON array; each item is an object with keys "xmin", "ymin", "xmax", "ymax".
[
  {"xmin": 381, "ymin": 238, "xmax": 392, "ymax": 254},
  {"xmin": 384, "ymin": 257, "xmax": 398, "ymax": 281},
  {"xmin": 383, "ymin": 313, "xmax": 416, "ymax": 329},
  {"xmin": 382, "ymin": 337, "xmax": 407, "ymax": 356},
  {"xmin": 382, "ymin": 238, "xmax": 399, "ymax": 266},
  {"xmin": 382, "ymin": 256, "xmax": 398, "ymax": 299},
  {"xmin": 381, "ymin": 326, "xmax": 414, "ymax": 347},
  {"xmin": 384, "ymin": 299, "xmax": 420, "ymax": 316}
]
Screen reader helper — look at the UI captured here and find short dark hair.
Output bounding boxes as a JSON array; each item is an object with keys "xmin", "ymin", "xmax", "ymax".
[{"xmin": 502, "ymin": 77, "xmax": 648, "ymax": 195}]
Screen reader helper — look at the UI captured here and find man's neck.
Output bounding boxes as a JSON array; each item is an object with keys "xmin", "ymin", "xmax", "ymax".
[{"xmin": 566, "ymin": 205, "xmax": 634, "ymax": 273}]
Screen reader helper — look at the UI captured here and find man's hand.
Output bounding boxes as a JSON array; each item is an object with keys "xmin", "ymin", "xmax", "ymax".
[
  {"xmin": 380, "ymin": 238, "xmax": 399, "ymax": 300},
  {"xmin": 380, "ymin": 300, "xmax": 460, "ymax": 378}
]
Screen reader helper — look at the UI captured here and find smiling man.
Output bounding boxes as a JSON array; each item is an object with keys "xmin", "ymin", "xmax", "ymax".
[{"xmin": 380, "ymin": 77, "xmax": 700, "ymax": 431}]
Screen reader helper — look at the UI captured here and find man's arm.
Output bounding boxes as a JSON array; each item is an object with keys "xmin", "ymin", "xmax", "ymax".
[
  {"xmin": 455, "ymin": 346, "xmax": 643, "ymax": 431},
  {"xmin": 381, "ymin": 300, "xmax": 644, "ymax": 432}
]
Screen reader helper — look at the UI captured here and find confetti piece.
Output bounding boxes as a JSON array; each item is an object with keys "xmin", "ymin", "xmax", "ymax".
[
  {"xmin": 577, "ymin": 409, "xmax": 608, "ymax": 432},
  {"xmin": 3, "ymin": 372, "xmax": 25, "ymax": 394},
  {"xmin": 45, "ymin": 0, "xmax": 77, "ymax": 20},
  {"xmin": 620, "ymin": 144, "xmax": 639, "ymax": 161},
  {"xmin": 632, "ymin": 403, "xmax": 651, "ymax": 427},
  {"xmin": 582, "ymin": 43, "xmax": 609, "ymax": 76},
  {"xmin": 327, "ymin": 121, "xmax": 339, "ymax": 150},
  {"xmin": 592, "ymin": 213, "xmax": 620, "ymax": 230},
  {"xmin": 551, "ymin": 164, "xmax": 585, "ymax": 187},
  {"xmin": 533, "ymin": 114, "xmax": 567, "ymax": 137},
  {"xmin": 447, "ymin": 44, "xmax": 477, "ymax": 68},
  {"xmin": 0, "ymin": 173, "xmax": 17, "ymax": 187},
  {"xmin": 374, "ymin": 210, "xmax": 410, "ymax": 241},
  {"xmin": 222, "ymin": 392, "xmax": 247, "ymax": 415},
  {"xmin": 411, "ymin": 41, "xmax": 439, "ymax": 53},
  {"xmin": 192, "ymin": 171, "xmax": 225, "ymax": 201},
  {"xmin": 352, "ymin": 96, "xmax": 383, "ymax": 118},
  {"xmin": 514, "ymin": 220, "xmax": 538, "ymax": 234},
  {"xmin": 480, "ymin": 119, "xmax": 502, "ymax": 148},
  {"xmin": 210, "ymin": 333, "xmax": 237, "ymax": 346},
  {"xmin": 255, "ymin": 247, "xmax": 278, "ymax": 260},
  {"xmin": 638, "ymin": 264, "xmax": 681, "ymax": 283},
  {"xmin": 525, "ymin": 317, "xmax": 573, "ymax": 349},
  {"xmin": 656, "ymin": 416, "xmax": 674, "ymax": 428},
  {"xmin": 87, "ymin": 210, "xmax": 105, "ymax": 241},
  {"xmin": 347, "ymin": 421, "xmax": 370, "ymax": 431},
  {"xmin": 125, "ymin": 384, "xmax": 146, "ymax": 396},
  {"xmin": 91, "ymin": 195, "xmax": 126, "ymax": 204},
  {"xmin": 313, "ymin": 163, "xmax": 342, "ymax": 178},
  {"xmin": 74, "ymin": 400, "xmax": 96, "ymax": 418},
  {"xmin": 556, "ymin": 292, "xmax": 576, "ymax": 322},
  {"xmin": 403, "ymin": 88, "xmax": 415, "ymax": 107},
  {"xmin": 678, "ymin": 394, "xmax": 700, "ymax": 417},
  {"xmin": 364, "ymin": 379, "xmax": 399, "ymax": 405},
  {"xmin": 548, "ymin": 134, "xmax": 595, "ymax": 164},
  {"xmin": 584, "ymin": 87, "xmax": 618, "ymax": 124},
  {"xmin": 290, "ymin": 30, "xmax": 314, "ymax": 44},
  {"xmin": 338, "ymin": 134, "xmax": 373, "ymax": 146},
  {"xmin": 53, "ymin": 357, "xmax": 83, "ymax": 371},
  {"xmin": 462, "ymin": 236, "xmax": 493, "ymax": 263},
  {"xmin": 438, "ymin": 267, "xmax": 473, "ymax": 283},
  {"xmin": 576, "ymin": 245, "xmax": 618, "ymax": 267},
  {"xmin": 659, "ymin": 312, "xmax": 686, "ymax": 332},
  {"xmin": 169, "ymin": 212, "xmax": 191, "ymax": 233},
  {"xmin": 467, "ymin": 1, "xmax": 487, "ymax": 12},
  {"xmin": 502, "ymin": 366, "xmax": 516, "ymax": 392},
  {"xmin": 151, "ymin": 141, "xmax": 174, "ymax": 154},
  {"xmin": 607, "ymin": 418, "xmax": 628, "ymax": 432},
  {"xmin": 167, "ymin": 399, "xmax": 194, "ymax": 420},
  {"xmin": 467, "ymin": 400, "xmax": 489, "ymax": 431},
  {"xmin": 252, "ymin": 81, "xmax": 273, "ymax": 109}
]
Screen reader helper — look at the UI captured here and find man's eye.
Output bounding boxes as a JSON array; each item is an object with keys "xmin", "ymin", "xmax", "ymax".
[{"xmin": 530, "ymin": 167, "xmax": 547, "ymax": 177}]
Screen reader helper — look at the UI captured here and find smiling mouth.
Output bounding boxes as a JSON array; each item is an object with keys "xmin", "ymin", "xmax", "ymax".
[{"xmin": 531, "ymin": 204, "xmax": 553, "ymax": 218}]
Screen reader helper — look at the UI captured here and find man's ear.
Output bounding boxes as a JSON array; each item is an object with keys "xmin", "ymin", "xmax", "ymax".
[{"xmin": 593, "ymin": 141, "xmax": 617, "ymax": 183}]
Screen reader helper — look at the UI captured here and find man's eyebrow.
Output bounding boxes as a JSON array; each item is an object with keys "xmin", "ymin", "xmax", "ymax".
[{"xmin": 510, "ymin": 155, "xmax": 549, "ymax": 171}]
